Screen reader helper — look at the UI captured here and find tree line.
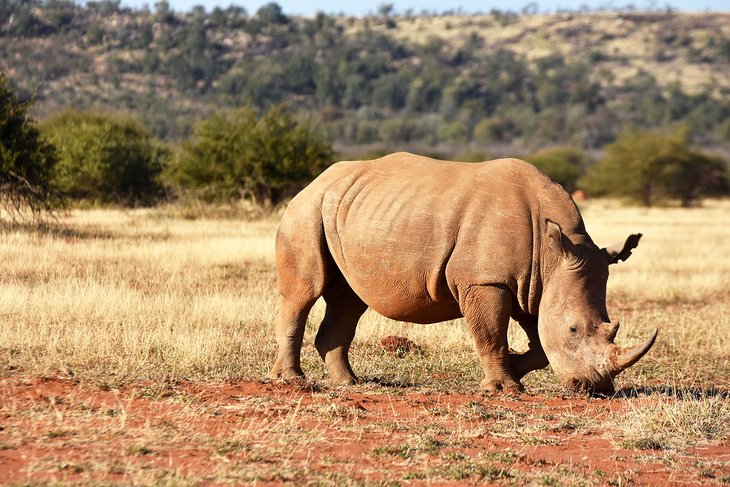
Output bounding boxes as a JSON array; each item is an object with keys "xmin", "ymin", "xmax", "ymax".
[
  {"xmin": 1, "ymin": 73, "xmax": 727, "ymax": 221},
  {"xmin": 2, "ymin": 1, "xmax": 730, "ymax": 151},
  {"xmin": 0, "ymin": 73, "xmax": 332, "ymax": 216}
]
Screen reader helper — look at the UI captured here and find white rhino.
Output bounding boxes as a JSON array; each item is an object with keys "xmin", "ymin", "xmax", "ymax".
[{"xmin": 271, "ymin": 152, "xmax": 657, "ymax": 394}]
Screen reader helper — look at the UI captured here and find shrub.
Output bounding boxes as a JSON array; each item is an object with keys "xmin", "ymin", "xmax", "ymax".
[
  {"xmin": 168, "ymin": 104, "xmax": 334, "ymax": 206},
  {"xmin": 525, "ymin": 146, "xmax": 590, "ymax": 193},
  {"xmin": 579, "ymin": 127, "xmax": 727, "ymax": 206},
  {"xmin": 41, "ymin": 110, "xmax": 167, "ymax": 205},
  {"xmin": 0, "ymin": 74, "xmax": 60, "ymax": 220}
]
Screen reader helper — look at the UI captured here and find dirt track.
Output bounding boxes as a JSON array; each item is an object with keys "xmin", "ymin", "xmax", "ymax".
[{"xmin": 1, "ymin": 374, "xmax": 727, "ymax": 485}]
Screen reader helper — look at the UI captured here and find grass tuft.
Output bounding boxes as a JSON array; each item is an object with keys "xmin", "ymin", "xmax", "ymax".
[{"xmin": 611, "ymin": 392, "xmax": 730, "ymax": 451}]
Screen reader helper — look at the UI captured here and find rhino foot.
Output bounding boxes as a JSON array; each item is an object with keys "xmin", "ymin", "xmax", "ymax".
[
  {"xmin": 326, "ymin": 373, "xmax": 359, "ymax": 386},
  {"xmin": 509, "ymin": 349, "xmax": 549, "ymax": 380},
  {"xmin": 270, "ymin": 363, "xmax": 306, "ymax": 382},
  {"xmin": 480, "ymin": 377, "xmax": 525, "ymax": 394}
]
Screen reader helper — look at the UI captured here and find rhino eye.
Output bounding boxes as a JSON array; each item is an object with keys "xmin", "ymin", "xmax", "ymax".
[{"xmin": 569, "ymin": 326, "xmax": 578, "ymax": 334}]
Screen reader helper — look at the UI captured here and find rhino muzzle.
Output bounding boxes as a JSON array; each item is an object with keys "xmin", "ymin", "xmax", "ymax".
[
  {"xmin": 567, "ymin": 376, "xmax": 615, "ymax": 396},
  {"xmin": 564, "ymin": 328, "xmax": 658, "ymax": 396}
]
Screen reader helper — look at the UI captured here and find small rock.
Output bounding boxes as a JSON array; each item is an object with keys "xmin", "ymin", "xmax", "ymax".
[{"xmin": 380, "ymin": 336, "xmax": 421, "ymax": 358}]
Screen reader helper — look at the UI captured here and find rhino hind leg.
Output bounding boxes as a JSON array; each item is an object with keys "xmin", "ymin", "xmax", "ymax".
[
  {"xmin": 509, "ymin": 314, "xmax": 549, "ymax": 380},
  {"xmin": 271, "ymin": 296, "xmax": 316, "ymax": 381},
  {"xmin": 461, "ymin": 285, "xmax": 524, "ymax": 393},
  {"xmin": 271, "ymin": 210, "xmax": 330, "ymax": 382},
  {"xmin": 315, "ymin": 276, "xmax": 367, "ymax": 385}
]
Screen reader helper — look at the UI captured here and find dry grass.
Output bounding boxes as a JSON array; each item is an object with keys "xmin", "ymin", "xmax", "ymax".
[
  {"xmin": 613, "ymin": 393, "xmax": 729, "ymax": 451},
  {"xmin": 0, "ymin": 201, "xmax": 728, "ymax": 484},
  {"xmin": 0, "ymin": 201, "xmax": 728, "ymax": 392},
  {"xmin": 0, "ymin": 209, "xmax": 279, "ymax": 384}
]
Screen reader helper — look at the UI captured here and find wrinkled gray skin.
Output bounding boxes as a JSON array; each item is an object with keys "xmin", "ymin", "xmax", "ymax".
[{"xmin": 271, "ymin": 153, "xmax": 658, "ymax": 395}]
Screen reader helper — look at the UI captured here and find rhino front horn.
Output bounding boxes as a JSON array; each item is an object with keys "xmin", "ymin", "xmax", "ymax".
[{"xmin": 613, "ymin": 329, "xmax": 659, "ymax": 373}]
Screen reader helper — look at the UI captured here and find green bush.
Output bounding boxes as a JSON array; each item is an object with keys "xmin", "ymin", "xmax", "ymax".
[
  {"xmin": 579, "ymin": 127, "xmax": 728, "ymax": 206},
  {"xmin": 0, "ymin": 74, "xmax": 60, "ymax": 219},
  {"xmin": 167, "ymin": 104, "xmax": 334, "ymax": 205},
  {"xmin": 525, "ymin": 146, "xmax": 590, "ymax": 193},
  {"xmin": 42, "ymin": 110, "xmax": 167, "ymax": 205}
]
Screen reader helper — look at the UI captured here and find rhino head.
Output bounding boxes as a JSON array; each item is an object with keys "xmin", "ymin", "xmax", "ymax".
[{"xmin": 538, "ymin": 220, "xmax": 658, "ymax": 395}]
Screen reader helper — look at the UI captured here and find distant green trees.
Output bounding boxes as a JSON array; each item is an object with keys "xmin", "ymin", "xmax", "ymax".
[
  {"xmin": 526, "ymin": 146, "xmax": 590, "ymax": 193},
  {"xmin": 579, "ymin": 127, "xmax": 728, "ymax": 206},
  {"xmin": 3, "ymin": 2, "xmax": 730, "ymax": 151},
  {"xmin": 3, "ymin": 67, "xmax": 336, "ymax": 210},
  {"xmin": 167, "ymin": 104, "xmax": 334, "ymax": 205},
  {"xmin": 41, "ymin": 110, "xmax": 167, "ymax": 205},
  {"xmin": 0, "ymin": 74, "xmax": 59, "ymax": 219},
  {"xmin": 4, "ymin": 1, "xmax": 730, "ymax": 210}
]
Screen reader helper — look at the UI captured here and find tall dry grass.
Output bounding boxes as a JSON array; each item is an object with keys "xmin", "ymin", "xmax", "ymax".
[
  {"xmin": 0, "ymin": 201, "xmax": 728, "ymax": 393},
  {"xmin": 0, "ymin": 209, "xmax": 278, "ymax": 383}
]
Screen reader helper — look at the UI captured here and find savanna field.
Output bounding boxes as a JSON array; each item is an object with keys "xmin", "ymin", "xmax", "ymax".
[{"xmin": 0, "ymin": 201, "xmax": 728, "ymax": 484}]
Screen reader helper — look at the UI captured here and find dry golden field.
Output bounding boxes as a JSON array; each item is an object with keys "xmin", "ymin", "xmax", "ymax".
[{"xmin": 0, "ymin": 201, "xmax": 728, "ymax": 484}]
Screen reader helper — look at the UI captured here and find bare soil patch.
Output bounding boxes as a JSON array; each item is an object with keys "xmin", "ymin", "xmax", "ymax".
[{"xmin": 1, "ymin": 374, "xmax": 727, "ymax": 485}]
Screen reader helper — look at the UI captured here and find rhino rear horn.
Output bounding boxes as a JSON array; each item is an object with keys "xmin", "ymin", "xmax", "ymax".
[
  {"xmin": 604, "ymin": 233, "xmax": 643, "ymax": 264},
  {"xmin": 605, "ymin": 321, "xmax": 620, "ymax": 342}
]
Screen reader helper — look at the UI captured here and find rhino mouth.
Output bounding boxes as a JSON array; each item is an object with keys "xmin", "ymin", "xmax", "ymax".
[
  {"xmin": 567, "ymin": 377, "xmax": 615, "ymax": 396},
  {"xmin": 565, "ymin": 366, "xmax": 616, "ymax": 396},
  {"xmin": 564, "ymin": 365, "xmax": 616, "ymax": 397}
]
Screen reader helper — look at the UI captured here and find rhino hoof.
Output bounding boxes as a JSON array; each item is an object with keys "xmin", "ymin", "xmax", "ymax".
[
  {"xmin": 327, "ymin": 374, "xmax": 358, "ymax": 386},
  {"xmin": 270, "ymin": 366, "xmax": 306, "ymax": 383},
  {"xmin": 480, "ymin": 378, "xmax": 524, "ymax": 394}
]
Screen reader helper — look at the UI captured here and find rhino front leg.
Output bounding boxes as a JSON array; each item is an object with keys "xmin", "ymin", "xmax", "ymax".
[
  {"xmin": 461, "ymin": 285, "xmax": 523, "ymax": 393},
  {"xmin": 509, "ymin": 314, "xmax": 549, "ymax": 380}
]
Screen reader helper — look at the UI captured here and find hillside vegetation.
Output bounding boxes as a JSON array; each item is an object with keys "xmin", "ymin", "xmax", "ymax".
[{"xmin": 2, "ymin": 2, "xmax": 730, "ymax": 159}]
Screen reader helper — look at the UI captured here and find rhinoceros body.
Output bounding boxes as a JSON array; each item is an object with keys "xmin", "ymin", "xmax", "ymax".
[{"xmin": 272, "ymin": 152, "xmax": 657, "ymax": 394}]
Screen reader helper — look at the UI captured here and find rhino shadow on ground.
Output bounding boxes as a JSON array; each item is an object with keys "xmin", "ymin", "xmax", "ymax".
[
  {"xmin": 355, "ymin": 381, "xmax": 729, "ymax": 399},
  {"xmin": 615, "ymin": 385, "xmax": 729, "ymax": 399}
]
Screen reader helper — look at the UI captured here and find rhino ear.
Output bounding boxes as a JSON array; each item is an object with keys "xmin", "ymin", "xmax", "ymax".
[
  {"xmin": 546, "ymin": 219, "xmax": 581, "ymax": 260},
  {"xmin": 603, "ymin": 233, "xmax": 643, "ymax": 265},
  {"xmin": 546, "ymin": 220, "xmax": 566, "ymax": 258}
]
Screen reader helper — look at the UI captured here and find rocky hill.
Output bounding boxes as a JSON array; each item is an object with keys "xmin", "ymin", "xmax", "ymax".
[{"xmin": 1, "ymin": 2, "xmax": 729, "ymax": 157}]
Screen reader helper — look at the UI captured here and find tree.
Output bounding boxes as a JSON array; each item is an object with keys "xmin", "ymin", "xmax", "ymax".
[
  {"xmin": 0, "ymin": 74, "xmax": 60, "ymax": 220},
  {"xmin": 254, "ymin": 2, "xmax": 288, "ymax": 27},
  {"xmin": 42, "ymin": 110, "xmax": 167, "ymax": 205},
  {"xmin": 579, "ymin": 127, "xmax": 728, "ymax": 206},
  {"xmin": 526, "ymin": 146, "xmax": 590, "ymax": 193},
  {"xmin": 168, "ymin": 105, "xmax": 334, "ymax": 205},
  {"xmin": 43, "ymin": 0, "xmax": 77, "ymax": 33},
  {"xmin": 655, "ymin": 150, "xmax": 728, "ymax": 206}
]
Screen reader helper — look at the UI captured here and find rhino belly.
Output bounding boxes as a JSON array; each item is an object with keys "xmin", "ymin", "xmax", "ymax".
[
  {"xmin": 330, "ymin": 236, "xmax": 462, "ymax": 324},
  {"xmin": 346, "ymin": 268, "xmax": 462, "ymax": 324}
]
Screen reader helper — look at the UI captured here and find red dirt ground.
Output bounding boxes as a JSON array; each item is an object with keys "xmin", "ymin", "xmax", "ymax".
[{"xmin": 0, "ymin": 374, "xmax": 727, "ymax": 485}]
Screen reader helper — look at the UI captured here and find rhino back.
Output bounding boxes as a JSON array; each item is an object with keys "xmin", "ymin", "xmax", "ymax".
[
  {"xmin": 301, "ymin": 153, "xmax": 554, "ymax": 321},
  {"xmin": 284, "ymin": 152, "xmax": 585, "ymax": 322}
]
